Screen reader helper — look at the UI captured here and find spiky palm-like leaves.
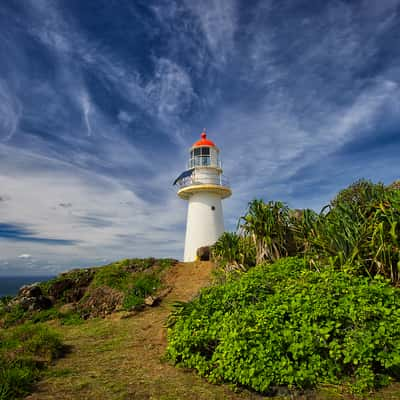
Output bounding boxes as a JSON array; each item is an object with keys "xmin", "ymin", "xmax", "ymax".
[
  {"xmin": 239, "ymin": 200, "xmax": 292, "ymax": 264},
  {"xmin": 211, "ymin": 232, "xmax": 255, "ymax": 272},
  {"xmin": 212, "ymin": 180, "xmax": 400, "ymax": 284},
  {"xmin": 290, "ymin": 208, "xmax": 319, "ymax": 255},
  {"xmin": 307, "ymin": 183, "xmax": 400, "ymax": 283}
]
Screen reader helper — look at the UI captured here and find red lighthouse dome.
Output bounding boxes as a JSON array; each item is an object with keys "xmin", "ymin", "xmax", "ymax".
[{"xmin": 192, "ymin": 131, "xmax": 216, "ymax": 147}]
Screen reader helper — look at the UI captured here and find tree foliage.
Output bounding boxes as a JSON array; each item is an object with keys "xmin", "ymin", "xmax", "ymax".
[
  {"xmin": 239, "ymin": 200, "xmax": 293, "ymax": 264},
  {"xmin": 211, "ymin": 232, "xmax": 255, "ymax": 274},
  {"xmin": 212, "ymin": 179, "xmax": 400, "ymax": 285}
]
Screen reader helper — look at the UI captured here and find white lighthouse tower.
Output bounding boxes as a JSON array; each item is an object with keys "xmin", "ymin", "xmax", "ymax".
[{"xmin": 174, "ymin": 131, "xmax": 232, "ymax": 262}]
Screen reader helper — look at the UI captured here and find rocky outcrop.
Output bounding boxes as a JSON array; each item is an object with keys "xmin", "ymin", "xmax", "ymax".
[
  {"xmin": 47, "ymin": 269, "xmax": 95, "ymax": 303},
  {"xmin": 12, "ymin": 284, "xmax": 52, "ymax": 311},
  {"xmin": 79, "ymin": 286, "xmax": 124, "ymax": 318},
  {"xmin": 197, "ymin": 246, "xmax": 211, "ymax": 261}
]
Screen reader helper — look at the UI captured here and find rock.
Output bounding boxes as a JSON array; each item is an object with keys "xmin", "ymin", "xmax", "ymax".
[
  {"xmin": 112, "ymin": 311, "xmax": 137, "ymax": 320},
  {"xmin": 144, "ymin": 287, "xmax": 172, "ymax": 307},
  {"xmin": 79, "ymin": 286, "xmax": 124, "ymax": 318},
  {"xmin": 144, "ymin": 296, "xmax": 158, "ymax": 306},
  {"xmin": 47, "ymin": 269, "xmax": 94, "ymax": 303},
  {"xmin": 18, "ymin": 283, "xmax": 42, "ymax": 298},
  {"xmin": 48, "ymin": 279, "xmax": 73, "ymax": 299},
  {"xmin": 158, "ymin": 287, "xmax": 172, "ymax": 298},
  {"xmin": 196, "ymin": 246, "xmax": 211, "ymax": 261},
  {"xmin": 13, "ymin": 283, "xmax": 52, "ymax": 311}
]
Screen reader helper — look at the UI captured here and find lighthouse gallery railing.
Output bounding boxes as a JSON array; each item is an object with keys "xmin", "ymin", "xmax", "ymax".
[{"xmin": 176, "ymin": 174, "xmax": 230, "ymax": 189}]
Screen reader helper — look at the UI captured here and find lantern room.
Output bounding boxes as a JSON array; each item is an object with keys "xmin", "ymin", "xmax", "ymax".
[{"xmin": 189, "ymin": 132, "xmax": 220, "ymax": 169}]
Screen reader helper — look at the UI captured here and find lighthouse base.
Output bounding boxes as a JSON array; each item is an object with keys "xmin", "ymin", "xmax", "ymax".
[{"xmin": 183, "ymin": 191, "xmax": 224, "ymax": 262}]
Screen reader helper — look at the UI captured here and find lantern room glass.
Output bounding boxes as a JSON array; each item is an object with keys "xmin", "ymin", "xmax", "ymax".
[{"xmin": 189, "ymin": 147, "xmax": 214, "ymax": 168}]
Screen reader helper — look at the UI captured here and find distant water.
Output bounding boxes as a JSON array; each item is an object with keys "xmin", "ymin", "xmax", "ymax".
[{"xmin": 0, "ymin": 276, "xmax": 55, "ymax": 298}]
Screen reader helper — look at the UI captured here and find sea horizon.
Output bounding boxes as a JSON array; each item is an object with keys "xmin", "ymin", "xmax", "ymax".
[{"xmin": 0, "ymin": 275, "xmax": 55, "ymax": 298}]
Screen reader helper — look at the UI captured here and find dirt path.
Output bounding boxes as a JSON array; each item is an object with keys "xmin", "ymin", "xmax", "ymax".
[{"xmin": 26, "ymin": 262, "xmax": 264, "ymax": 400}]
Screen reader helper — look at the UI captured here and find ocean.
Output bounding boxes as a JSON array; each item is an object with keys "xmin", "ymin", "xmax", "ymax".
[{"xmin": 0, "ymin": 276, "xmax": 55, "ymax": 298}]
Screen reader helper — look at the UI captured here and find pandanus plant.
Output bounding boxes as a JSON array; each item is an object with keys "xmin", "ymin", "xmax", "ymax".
[
  {"xmin": 361, "ymin": 194, "xmax": 400, "ymax": 283},
  {"xmin": 307, "ymin": 181, "xmax": 400, "ymax": 284},
  {"xmin": 290, "ymin": 208, "xmax": 319, "ymax": 256},
  {"xmin": 211, "ymin": 232, "xmax": 255, "ymax": 272},
  {"xmin": 239, "ymin": 199, "xmax": 292, "ymax": 264}
]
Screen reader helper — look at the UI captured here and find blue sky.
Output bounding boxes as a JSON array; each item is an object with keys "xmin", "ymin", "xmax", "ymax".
[{"xmin": 1, "ymin": 0, "xmax": 400, "ymax": 275}]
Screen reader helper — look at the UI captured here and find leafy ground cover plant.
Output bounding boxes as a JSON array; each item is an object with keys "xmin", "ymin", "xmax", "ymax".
[
  {"xmin": 167, "ymin": 257, "xmax": 400, "ymax": 394},
  {"xmin": 0, "ymin": 323, "xmax": 64, "ymax": 399}
]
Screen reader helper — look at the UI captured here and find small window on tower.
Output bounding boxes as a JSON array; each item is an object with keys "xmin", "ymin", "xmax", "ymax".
[
  {"xmin": 194, "ymin": 148, "xmax": 201, "ymax": 156},
  {"xmin": 211, "ymin": 206, "xmax": 215, "ymax": 211},
  {"xmin": 201, "ymin": 147, "xmax": 210, "ymax": 156}
]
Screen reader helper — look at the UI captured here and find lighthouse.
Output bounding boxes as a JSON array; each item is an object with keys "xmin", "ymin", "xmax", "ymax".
[{"xmin": 174, "ymin": 131, "xmax": 232, "ymax": 262}]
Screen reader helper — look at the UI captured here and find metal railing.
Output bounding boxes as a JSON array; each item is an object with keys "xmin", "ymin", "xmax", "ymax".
[{"xmin": 176, "ymin": 175, "xmax": 230, "ymax": 189}]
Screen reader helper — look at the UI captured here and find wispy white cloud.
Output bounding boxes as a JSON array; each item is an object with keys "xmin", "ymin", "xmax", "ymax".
[
  {"xmin": 18, "ymin": 254, "xmax": 32, "ymax": 259},
  {"xmin": 186, "ymin": 0, "xmax": 237, "ymax": 65},
  {"xmin": 0, "ymin": 79, "xmax": 22, "ymax": 141},
  {"xmin": 80, "ymin": 89, "xmax": 92, "ymax": 137},
  {"xmin": 25, "ymin": 0, "xmax": 196, "ymax": 146}
]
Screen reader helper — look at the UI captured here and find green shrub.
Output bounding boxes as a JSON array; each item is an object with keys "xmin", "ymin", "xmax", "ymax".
[
  {"xmin": 2, "ymin": 304, "xmax": 27, "ymax": 328},
  {"xmin": 0, "ymin": 362, "xmax": 37, "ymax": 400},
  {"xmin": 167, "ymin": 257, "xmax": 400, "ymax": 394},
  {"xmin": 331, "ymin": 179, "xmax": 386, "ymax": 210},
  {"xmin": 157, "ymin": 258, "xmax": 177, "ymax": 270},
  {"xmin": 306, "ymin": 183, "xmax": 400, "ymax": 283}
]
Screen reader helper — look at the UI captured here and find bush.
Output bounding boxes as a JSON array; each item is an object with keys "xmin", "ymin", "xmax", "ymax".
[{"xmin": 167, "ymin": 257, "xmax": 400, "ymax": 394}]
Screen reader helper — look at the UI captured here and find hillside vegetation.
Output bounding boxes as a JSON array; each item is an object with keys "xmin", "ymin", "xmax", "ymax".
[
  {"xmin": 0, "ymin": 258, "xmax": 177, "ymax": 399},
  {"xmin": 168, "ymin": 179, "xmax": 400, "ymax": 396}
]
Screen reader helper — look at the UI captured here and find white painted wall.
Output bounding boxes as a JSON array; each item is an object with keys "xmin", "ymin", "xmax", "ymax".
[
  {"xmin": 183, "ymin": 191, "xmax": 224, "ymax": 262},
  {"xmin": 193, "ymin": 168, "xmax": 221, "ymax": 185}
]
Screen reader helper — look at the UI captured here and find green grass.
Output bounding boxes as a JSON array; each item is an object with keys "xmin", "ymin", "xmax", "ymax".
[
  {"xmin": 88, "ymin": 259, "xmax": 168, "ymax": 310},
  {"xmin": 1, "ymin": 304, "xmax": 27, "ymax": 328},
  {"xmin": 0, "ymin": 322, "xmax": 64, "ymax": 399},
  {"xmin": 123, "ymin": 273, "xmax": 161, "ymax": 309},
  {"xmin": 0, "ymin": 258, "xmax": 176, "ymax": 398}
]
